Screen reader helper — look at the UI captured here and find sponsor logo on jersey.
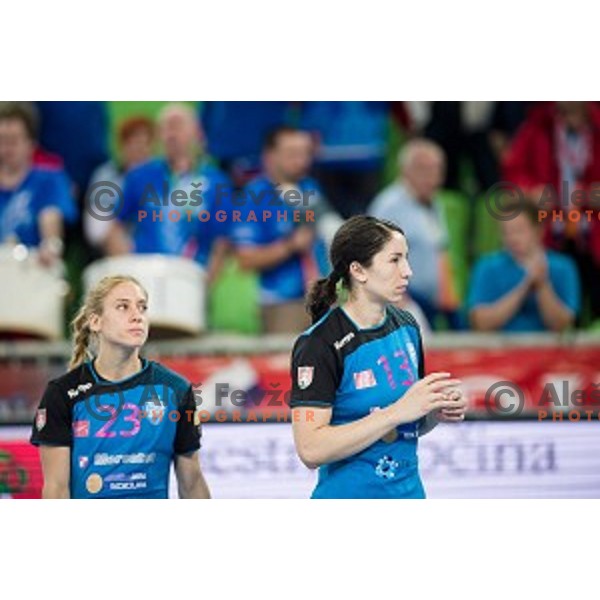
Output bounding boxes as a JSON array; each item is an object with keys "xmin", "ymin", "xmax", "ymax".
[
  {"xmin": 67, "ymin": 383, "xmax": 93, "ymax": 399},
  {"xmin": 297, "ymin": 366, "xmax": 314, "ymax": 390},
  {"xmin": 334, "ymin": 332, "xmax": 355, "ymax": 351},
  {"xmin": 405, "ymin": 341, "xmax": 418, "ymax": 373},
  {"xmin": 353, "ymin": 369, "xmax": 377, "ymax": 390},
  {"xmin": 73, "ymin": 420, "xmax": 90, "ymax": 438},
  {"xmin": 78, "ymin": 456, "xmax": 89, "ymax": 469},
  {"xmin": 105, "ymin": 472, "xmax": 147, "ymax": 492},
  {"xmin": 105, "ymin": 472, "xmax": 147, "ymax": 482},
  {"xmin": 35, "ymin": 409, "xmax": 46, "ymax": 431},
  {"xmin": 143, "ymin": 398, "xmax": 166, "ymax": 425},
  {"xmin": 86, "ymin": 473, "xmax": 103, "ymax": 494},
  {"xmin": 375, "ymin": 455, "xmax": 399, "ymax": 480},
  {"xmin": 94, "ymin": 452, "xmax": 156, "ymax": 466}
]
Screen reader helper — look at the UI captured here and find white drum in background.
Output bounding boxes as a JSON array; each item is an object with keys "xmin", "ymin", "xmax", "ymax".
[
  {"xmin": 0, "ymin": 244, "xmax": 68, "ymax": 340},
  {"xmin": 83, "ymin": 255, "xmax": 206, "ymax": 337}
]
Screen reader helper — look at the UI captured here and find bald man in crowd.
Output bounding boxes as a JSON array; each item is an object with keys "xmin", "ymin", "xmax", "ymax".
[
  {"xmin": 105, "ymin": 103, "xmax": 230, "ymax": 282},
  {"xmin": 368, "ymin": 139, "xmax": 460, "ymax": 329}
]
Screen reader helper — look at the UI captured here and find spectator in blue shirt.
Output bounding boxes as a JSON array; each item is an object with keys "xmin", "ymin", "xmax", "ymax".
[
  {"xmin": 468, "ymin": 201, "xmax": 580, "ymax": 332},
  {"xmin": 0, "ymin": 102, "xmax": 77, "ymax": 267},
  {"xmin": 230, "ymin": 126, "xmax": 337, "ymax": 333}
]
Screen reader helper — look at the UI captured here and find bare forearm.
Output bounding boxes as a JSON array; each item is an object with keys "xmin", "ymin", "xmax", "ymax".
[
  {"xmin": 536, "ymin": 282, "xmax": 575, "ymax": 332},
  {"xmin": 178, "ymin": 473, "xmax": 211, "ymax": 499},
  {"xmin": 39, "ymin": 208, "xmax": 63, "ymax": 240},
  {"xmin": 471, "ymin": 280, "xmax": 530, "ymax": 331},
  {"xmin": 39, "ymin": 209, "xmax": 65, "ymax": 261},
  {"xmin": 295, "ymin": 407, "xmax": 400, "ymax": 468}
]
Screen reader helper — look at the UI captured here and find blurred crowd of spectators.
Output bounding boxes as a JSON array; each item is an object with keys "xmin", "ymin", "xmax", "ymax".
[{"xmin": 0, "ymin": 101, "xmax": 597, "ymax": 337}]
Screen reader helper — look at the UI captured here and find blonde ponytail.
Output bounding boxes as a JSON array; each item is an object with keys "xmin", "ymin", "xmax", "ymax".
[{"xmin": 69, "ymin": 305, "xmax": 93, "ymax": 369}]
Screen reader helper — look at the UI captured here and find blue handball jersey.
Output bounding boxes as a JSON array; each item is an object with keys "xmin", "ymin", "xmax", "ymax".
[
  {"xmin": 30, "ymin": 359, "xmax": 201, "ymax": 499},
  {"xmin": 0, "ymin": 167, "xmax": 77, "ymax": 246},
  {"xmin": 119, "ymin": 158, "xmax": 231, "ymax": 265},
  {"xmin": 290, "ymin": 305, "xmax": 427, "ymax": 499}
]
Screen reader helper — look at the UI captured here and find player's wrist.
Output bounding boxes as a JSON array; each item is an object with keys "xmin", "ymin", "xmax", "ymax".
[{"xmin": 383, "ymin": 402, "xmax": 407, "ymax": 428}]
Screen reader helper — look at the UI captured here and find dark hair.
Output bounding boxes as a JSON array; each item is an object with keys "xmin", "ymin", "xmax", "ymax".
[
  {"xmin": 117, "ymin": 116, "xmax": 155, "ymax": 145},
  {"xmin": 306, "ymin": 215, "xmax": 405, "ymax": 323},
  {"xmin": 263, "ymin": 125, "xmax": 307, "ymax": 151},
  {"xmin": 0, "ymin": 102, "xmax": 39, "ymax": 140}
]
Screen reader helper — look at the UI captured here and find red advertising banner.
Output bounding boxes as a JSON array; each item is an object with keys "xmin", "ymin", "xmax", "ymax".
[
  {"xmin": 160, "ymin": 345, "xmax": 600, "ymax": 420},
  {"xmin": 0, "ymin": 441, "xmax": 44, "ymax": 498},
  {"xmin": 427, "ymin": 346, "xmax": 600, "ymax": 417},
  {"xmin": 1, "ymin": 345, "xmax": 599, "ymax": 424}
]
